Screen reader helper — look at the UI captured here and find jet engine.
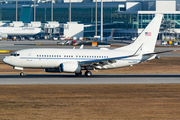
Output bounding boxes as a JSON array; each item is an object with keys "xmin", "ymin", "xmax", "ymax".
[
  {"xmin": 0, "ymin": 32, "xmax": 8, "ymax": 38},
  {"xmin": 59, "ymin": 62, "xmax": 81, "ymax": 73}
]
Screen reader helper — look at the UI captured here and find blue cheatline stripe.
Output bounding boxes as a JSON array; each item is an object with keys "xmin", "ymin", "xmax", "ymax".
[{"xmin": 20, "ymin": 57, "xmax": 141, "ymax": 61}]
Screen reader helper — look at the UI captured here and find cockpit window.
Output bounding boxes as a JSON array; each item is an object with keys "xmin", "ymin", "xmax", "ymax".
[{"xmin": 10, "ymin": 52, "xmax": 20, "ymax": 57}]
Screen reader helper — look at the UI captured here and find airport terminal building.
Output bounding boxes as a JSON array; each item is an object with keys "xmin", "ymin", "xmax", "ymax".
[{"xmin": 0, "ymin": 0, "xmax": 179, "ymax": 40}]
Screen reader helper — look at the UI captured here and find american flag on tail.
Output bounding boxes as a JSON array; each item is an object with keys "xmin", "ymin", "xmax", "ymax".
[{"xmin": 145, "ymin": 32, "xmax": 151, "ymax": 36}]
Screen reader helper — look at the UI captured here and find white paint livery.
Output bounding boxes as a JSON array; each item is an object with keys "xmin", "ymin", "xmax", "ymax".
[{"xmin": 3, "ymin": 14, "xmax": 166, "ymax": 77}]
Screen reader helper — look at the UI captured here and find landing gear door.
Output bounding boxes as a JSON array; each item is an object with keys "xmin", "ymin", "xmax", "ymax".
[{"xmin": 27, "ymin": 51, "xmax": 32, "ymax": 61}]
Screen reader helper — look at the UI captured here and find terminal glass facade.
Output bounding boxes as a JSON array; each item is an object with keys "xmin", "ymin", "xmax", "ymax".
[
  {"xmin": 0, "ymin": 8, "xmax": 21, "ymax": 22},
  {"xmin": 0, "ymin": 3, "xmax": 180, "ymax": 38},
  {"xmin": 84, "ymin": 13, "xmax": 180, "ymax": 37},
  {"xmin": 36, "ymin": 7, "xmax": 120, "ymax": 24}
]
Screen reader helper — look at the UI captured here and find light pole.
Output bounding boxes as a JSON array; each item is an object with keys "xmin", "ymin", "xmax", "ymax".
[
  {"xmin": 69, "ymin": 0, "xmax": 71, "ymax": 22},
  {"xmin": 95, "ymin": 0, "xmax": 97, "ymax": 36},
  {"xmin": 16, "ymin": 0, "xmax": 17, "ymax": 21},
  {"xmin": 100, "ymin": 0, "xmax": 103, "ymax": 42},
  {"xmin": 51, "ymin": 0, "xmax": 53, "ymax": 22},
  {"xmin": 34, "ymin": 0, "xmax": 36, "ymax": 21}
]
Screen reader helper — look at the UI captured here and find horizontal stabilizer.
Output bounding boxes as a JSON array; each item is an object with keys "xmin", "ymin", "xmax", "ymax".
[{"xmin": 143, "ymin": 50, "xmax": 175, "ymax": 56}]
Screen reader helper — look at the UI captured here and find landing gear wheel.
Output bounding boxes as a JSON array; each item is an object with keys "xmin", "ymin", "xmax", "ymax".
[
  {"xmin": 75, "ymin": 71, "xmax": 82, "ymax": 76},
  {"xmin": 85, "ymin": 71, "xmax": 92, "ymax": 77},
  {"xmin": 20, "ymin": 72, "xmax": 24, "ymax": 76}
]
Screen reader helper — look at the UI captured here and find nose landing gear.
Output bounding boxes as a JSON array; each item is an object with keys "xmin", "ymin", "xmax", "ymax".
[{"xmin": 20, "ymin": 72, "xmax": 25, "ymax": 76}]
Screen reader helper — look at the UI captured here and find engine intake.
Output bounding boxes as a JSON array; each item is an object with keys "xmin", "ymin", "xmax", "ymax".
[{"xmin": 59, "ymin": 62, "xmax": 81, "ymax": 73}]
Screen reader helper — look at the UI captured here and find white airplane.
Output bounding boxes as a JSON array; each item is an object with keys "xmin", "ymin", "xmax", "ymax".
[
  {"xmin": 2, "ymin": 14, "xmax": 172, "ymax": 77},
  {"xmin": 0, "ymin": 27, "xmax": 43, "ymax": 38},
  {"xmin": 94, "ymin": 29, "xmax": 114, "ymax": 41}
]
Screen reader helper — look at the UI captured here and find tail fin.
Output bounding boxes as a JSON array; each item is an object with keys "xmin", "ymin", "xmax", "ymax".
[
  {"xmin": 110, "ymin": 29, "xmax": 113, "ymax": 37},
  {"xmin": 116, "ymin": 14, "xmax": 163, "ymax": 53}
]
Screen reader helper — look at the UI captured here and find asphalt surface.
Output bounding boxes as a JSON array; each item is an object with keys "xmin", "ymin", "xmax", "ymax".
[{"xmin": 0, "ymin": 74, "xmax": 180, "ymax": 85}]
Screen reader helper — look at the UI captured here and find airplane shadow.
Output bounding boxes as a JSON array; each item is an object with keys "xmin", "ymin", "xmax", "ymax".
[{"xmin": 0, "ymin": 74, "xmax": 180, "ymax": 78}]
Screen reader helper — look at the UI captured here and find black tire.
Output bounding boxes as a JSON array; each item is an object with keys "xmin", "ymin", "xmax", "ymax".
[
  {"xmin": 85, "ymin": 71, "xmax": 92, "ymax": 77},
  {"xmin": 20, "ymin": 72, "xmax": 24, "ymax": 76}
]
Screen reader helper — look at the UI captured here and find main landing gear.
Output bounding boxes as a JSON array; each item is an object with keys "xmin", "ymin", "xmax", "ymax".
[
  {"xmin": 85, "ymin": 71, "xmax": 92, "ymax": 77},
  {"xmin": 75, "ymin": 71, "xmax": 92, "ymax": 77},
  {"xmin": 75, "ymin": 71, "xmax": 82, "ymax": 76}
]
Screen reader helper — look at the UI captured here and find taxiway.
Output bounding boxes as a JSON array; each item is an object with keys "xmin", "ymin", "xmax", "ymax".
[{"xmin": 0, "ymin": 74, "xmax": 180, "ymax": 85}]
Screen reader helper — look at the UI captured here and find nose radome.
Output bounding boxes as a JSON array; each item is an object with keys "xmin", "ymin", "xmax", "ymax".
[{"xmin": 2, "ymin": 57, "xmax": 8, "ymax": 64}]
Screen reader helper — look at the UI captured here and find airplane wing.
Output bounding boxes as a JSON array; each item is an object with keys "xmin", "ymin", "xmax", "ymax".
[
  {"xmin": 143, "ymin": 50, "xmax": 175, "ymax": 56},
  {"xmin": 79, "ymin": 44, "xmax": 143, "ymax": 67}
]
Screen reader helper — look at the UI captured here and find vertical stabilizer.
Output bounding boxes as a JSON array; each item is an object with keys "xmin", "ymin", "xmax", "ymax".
[
  {"xmin": 116, "ymin": 14, "xmax": 163, "ymax": 53},
  {"xmin": 110, "ymin": 29, "xmax": 113, "ymax": 37}
]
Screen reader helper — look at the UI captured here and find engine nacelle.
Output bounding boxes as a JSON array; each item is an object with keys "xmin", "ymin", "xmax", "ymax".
[
  {"xmin": 59, "ymin": 62, "xmax": 81, "ymax": 73},
  {"xmin": 0, "ymin": 32, "xmax": 8, "ymax": 38}
]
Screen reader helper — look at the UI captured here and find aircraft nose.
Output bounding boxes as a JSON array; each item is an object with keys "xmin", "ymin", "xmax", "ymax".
[{"xmin": 2, "ymin": 57, "xmax": 10, "ymax": 64}]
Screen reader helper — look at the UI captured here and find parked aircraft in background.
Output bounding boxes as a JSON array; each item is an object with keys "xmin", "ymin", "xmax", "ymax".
[
  {"xmin": 94, "ymin": 29, "xmax": 114, "ymax": 41},
  {"xmin": 3, "ymin": 14, "xmax": 172, "ymax": 77},
  {"xmin": 0, "ymin": 27, "xmax": 43, "ymax": 39}
]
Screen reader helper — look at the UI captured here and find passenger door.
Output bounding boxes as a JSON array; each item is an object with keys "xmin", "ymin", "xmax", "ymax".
[{"xmin": 27, "ymin": 51, "xmax": 32, "ymax": 61}]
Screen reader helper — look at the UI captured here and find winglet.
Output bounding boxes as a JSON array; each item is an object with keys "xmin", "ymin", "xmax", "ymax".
[{"xmin": 131, "ymin": 44, "xmax": 143, "ymax": 56}]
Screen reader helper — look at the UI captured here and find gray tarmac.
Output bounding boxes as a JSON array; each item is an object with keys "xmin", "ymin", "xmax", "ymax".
[{"xmin": 0, "ymin": 74, "xmax": 180, "ymax": 85}]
